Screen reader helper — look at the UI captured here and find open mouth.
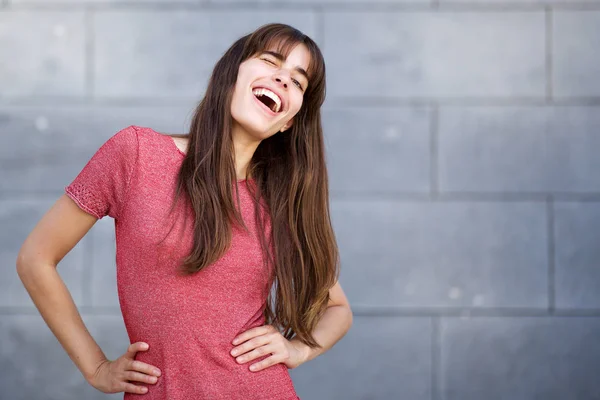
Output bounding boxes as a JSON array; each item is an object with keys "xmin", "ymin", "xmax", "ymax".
[{"xmin": 252, "ymin": 87, "xmax": 283, "ymax": 114}]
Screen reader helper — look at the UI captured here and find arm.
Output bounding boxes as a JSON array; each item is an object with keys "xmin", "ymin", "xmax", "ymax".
[
  {"xmin": 290, "ymin": 280, "xmax": 353, "ymax": 364},
  {"xmin": 228, "ymin": 280, "xmax": 353, "ymax": 371},
  {"xmin": 16, "ymin": 194, "xmax": 108, "ymax": 382}
]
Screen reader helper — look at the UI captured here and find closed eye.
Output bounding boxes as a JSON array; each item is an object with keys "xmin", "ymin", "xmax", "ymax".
[
  {"xmin": 261, "ymin": 57, "xmax": 304, "ymax": 91},
  {"xmin": 261, "ymin": 57, "xmax": 276, "ymax": 66}
]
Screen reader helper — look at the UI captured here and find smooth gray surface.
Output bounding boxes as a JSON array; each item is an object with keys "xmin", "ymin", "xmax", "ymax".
[
  {"xmin": 2, "ymin": 2, "xmax": 600, "ymax": 400},
  {"xmin": 554, "ymin": 202, "xmax": 600, "ymax": 309},
  {"xmin": 93, "ymin": 10, "xmax": 317, "ymax": 98},
  {"xmin": 323, "ymin": 11, "xmax": 545, "ymax": 98},
  {"xmin": 441, "ymin": 317, "xmax": 600, "ymax": 400},
  {"xmin": 554, "ymin": 11, "xmax": 600, "ymax": 97},
  {"xmin": 12, "ymin": 0, "xmax": 195, "ymax": 2},
  {"xmin": 324, "ymin": 106, "xmax": 431, "ymax": 194},
  {"xmin": 0, "ymin": 10, "xmax": 85, "ymax": 97},
  {"xmin": 213, "ymin": 0, "xmax": 428, "ymax": 3},
  {"xmin": 330, "ymin": 200, "xmax": 548, "ymax": 308},
  {"xmin": 0, "ymin": 105, "xmax": 193, "ymax": 192},
  {"xmin": 290, "ymin": 316, "xmax": 432, "ymax": 400},
  {"xmin": 439, "ymin": 106, "xmax": 600, "ymax": 192}
]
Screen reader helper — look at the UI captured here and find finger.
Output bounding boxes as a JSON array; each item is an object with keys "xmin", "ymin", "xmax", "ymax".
[
  {"xmin": 232, "ymin": 325, "xmax": 276, "ymax": 345},
  {"xmin": 125, "ymin": 370, "xmax": 159, "ymax": 385},
  {"xmin": 129, "ymin": 360, "xmax": 162, "ymax": 377},
  {"xmin": 235, "ymin": 344, "xmax": 275, "ymax": 365},
  {"xmin": 125, "ymin": 342, "xmax": 149, "ymax": 359},
  {"xmin": 231, "ymin": 335, "xmax": 271, "ymax": 357},
  {"xmin": 248, "ymin": 353, "xmax": 281, "ymax": 372},
  {"xmin": 121, "ymin": 381, "xmax": 149, "ymax": 395}
]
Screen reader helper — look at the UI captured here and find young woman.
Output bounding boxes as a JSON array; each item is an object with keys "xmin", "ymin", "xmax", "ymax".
[{"xmin": 16, "ymin": 23, "xmax": 353, "ymax": 399}]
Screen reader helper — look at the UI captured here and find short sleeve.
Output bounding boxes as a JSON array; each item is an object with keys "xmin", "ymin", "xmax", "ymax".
[{"xmin": 64, "ymin": 125, "xmax": 139, "ymax": 220}]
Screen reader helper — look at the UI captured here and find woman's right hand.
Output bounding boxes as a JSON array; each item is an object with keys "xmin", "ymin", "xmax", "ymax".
[{"xmin": 87, "ymin": 342, "xmax": 162, "ymax": 395}]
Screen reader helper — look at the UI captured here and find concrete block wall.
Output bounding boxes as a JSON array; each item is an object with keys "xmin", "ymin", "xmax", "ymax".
[{"xmin": 1, "ymin": 1, "xmax": 599, "ymax": 399}]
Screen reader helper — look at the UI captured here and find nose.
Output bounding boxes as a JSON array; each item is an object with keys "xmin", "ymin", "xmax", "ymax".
[{"xmin": 274, "ymin": 76, "xmax": 288, "ymax": 89}]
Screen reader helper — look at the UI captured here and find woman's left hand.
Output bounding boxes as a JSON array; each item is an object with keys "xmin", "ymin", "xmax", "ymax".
[{"xmin": 230, "ymin": 325, "xmax": 308, "ymax": 372}]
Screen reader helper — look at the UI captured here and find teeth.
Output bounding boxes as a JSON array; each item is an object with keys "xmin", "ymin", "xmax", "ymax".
[{"xmin": 252, "ymin": 88, "xmax": 281, "ymax": 113}]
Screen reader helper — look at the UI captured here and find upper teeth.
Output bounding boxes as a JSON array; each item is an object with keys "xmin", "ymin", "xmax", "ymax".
[{"xmin": 252, "ymin": 88, "xmax": 282, "ymax": 113}]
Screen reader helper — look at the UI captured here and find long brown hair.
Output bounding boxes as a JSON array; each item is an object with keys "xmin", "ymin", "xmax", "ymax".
[{"xmin": 167, "ymin": 23, "xmax": 339, "ymax": 350}]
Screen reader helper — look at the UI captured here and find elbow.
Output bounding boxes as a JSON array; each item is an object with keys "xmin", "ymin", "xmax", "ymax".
[
  {"xmin": 16, "ymin": 250, "xmax": 30, "ymax": 276},
  {"xmin": 342, "ymin": 304, "xmax": 354, "ymax": 332},
  {"xmin": 15, "ymin": 250, "xmax": 49, "ymax": 279}
]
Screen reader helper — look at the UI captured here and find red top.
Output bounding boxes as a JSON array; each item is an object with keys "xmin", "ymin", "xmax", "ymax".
[{"xmin": 65, "ymin": 125, "xmax": 300, "ymax": 400}]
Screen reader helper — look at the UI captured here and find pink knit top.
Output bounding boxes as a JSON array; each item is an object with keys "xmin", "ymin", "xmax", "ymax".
[{"xmin": 65, "ymin": 125, "xmax": 300, "ymax": 400}]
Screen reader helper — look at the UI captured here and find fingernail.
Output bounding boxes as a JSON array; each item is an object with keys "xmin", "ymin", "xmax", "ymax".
[
  {"xmin": 154, "ymin": 369, "xmax": 161, "ymax": 376},
  {"xmin": 142, "ymin": 343, "xmax": 149, "ymax": 349}
]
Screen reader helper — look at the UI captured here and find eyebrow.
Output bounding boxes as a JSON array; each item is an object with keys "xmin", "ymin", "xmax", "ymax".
[{"xmin": 261, "ymin": 50, "xmax": 309, "ymax": 83}]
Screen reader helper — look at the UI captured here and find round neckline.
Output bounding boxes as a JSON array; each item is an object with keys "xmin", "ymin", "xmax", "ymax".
[{"xmin": 166, "ymin": 135, "xmax": 249, "ymax": 183}]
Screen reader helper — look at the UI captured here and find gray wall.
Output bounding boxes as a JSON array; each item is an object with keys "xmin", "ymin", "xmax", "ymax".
[{"xmin": 1, "ymin": 0, "xmax": 599, "ymax": 399}]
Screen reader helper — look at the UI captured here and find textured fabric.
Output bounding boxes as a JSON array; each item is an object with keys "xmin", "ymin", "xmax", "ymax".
[{"xmin": 65, "ymin": 125, "xmax": 300, "ymax": 400}]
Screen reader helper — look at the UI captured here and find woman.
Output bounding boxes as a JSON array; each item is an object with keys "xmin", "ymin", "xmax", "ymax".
[{"xmin": 16, "ymin": 23, "xmax": 353, "ymax": 399}]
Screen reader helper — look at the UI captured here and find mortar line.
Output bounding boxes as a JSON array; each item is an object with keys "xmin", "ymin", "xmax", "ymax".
[
  {"xmin": 3, "ymin": 96, "xmax": 600, "ymax": 107},
  {"xmin": 432, "ymin": 316, "xmax": 442, "ymax": 400},
  {"xmin": 4, "ymin": 306, "xmax": 600, "ymax": 316},
  {"xmin": 347, "ymin": 307, "xmax": 600, "ymax": 317},
  {"xmin": 430, "ymin": 105, "xmax": 439, "ymax": 199},
  {"xmin": 547, "ymin": 196, "xmax": 556, "ymax": 314},
  {"xmin": 6, "ymin": 189, "xmax": 600, "ymax": 203},
  {"xmin": 7, "ymin": 2, "xmax": 600, "ymax": 12},
  {"xmin": 315, "ymin": 5, "xmax": 324, "ymax": 51},
  {"xmin": 546, "ymin": 7, "xmax": 553, "ymax": 101},
  {"xmin": 84, "ymin": 7, "xmax": 94, "ymax": 99}
]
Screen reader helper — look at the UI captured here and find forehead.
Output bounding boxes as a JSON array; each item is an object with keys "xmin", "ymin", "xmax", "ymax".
[
  {"xmin": 264, "ymin": 42, "xmax": 309, "ymax": 60},
  {"xmin": 258, "ymin": 42, "xmax": 312, "ymax": 79}
]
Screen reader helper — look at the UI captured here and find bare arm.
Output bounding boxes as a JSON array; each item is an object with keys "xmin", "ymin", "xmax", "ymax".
[
  {"xmin": 228, "ymin": 280, "xmax": 353, "ymax": 371},
  {"xmin": 16, "ymin": 194, "xmax": 108, "ymax": 382},
  {"xmin": 290, "ymin": 281, "xmax": 353, "ymax": 363}
]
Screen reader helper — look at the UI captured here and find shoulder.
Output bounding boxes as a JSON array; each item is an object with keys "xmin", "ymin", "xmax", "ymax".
[
  {"xmin": 113, "ymin": 125, "xmax": 165, "ymax": 157},
  {"xmin": 95, "ymin": 125, "xmax": 141, "ymax": 168},
  {"xmin": 97, "ymin": 125, "xmax": 167, "ymax": 169},
  {"xmin": 112, "ymin": 125, "xmax": 139, "ymax": 147},
  {"xmin": 125, "ymin": 125, "xmax": 171, "ymax": 147},
  {"xmin": 131, "ymin": 125, "xmax": 189, "ymax": 156}
]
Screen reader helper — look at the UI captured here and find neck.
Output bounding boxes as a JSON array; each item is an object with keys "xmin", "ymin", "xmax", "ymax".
[{"xmin": 231, "ymin": 123, "xmax": 261, "ymax": 180}]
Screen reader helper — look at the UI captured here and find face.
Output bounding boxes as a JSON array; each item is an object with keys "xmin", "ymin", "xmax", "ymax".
[{"xmin": 230, "ymin": 42, "xmax": 311, "ymax": 141}]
